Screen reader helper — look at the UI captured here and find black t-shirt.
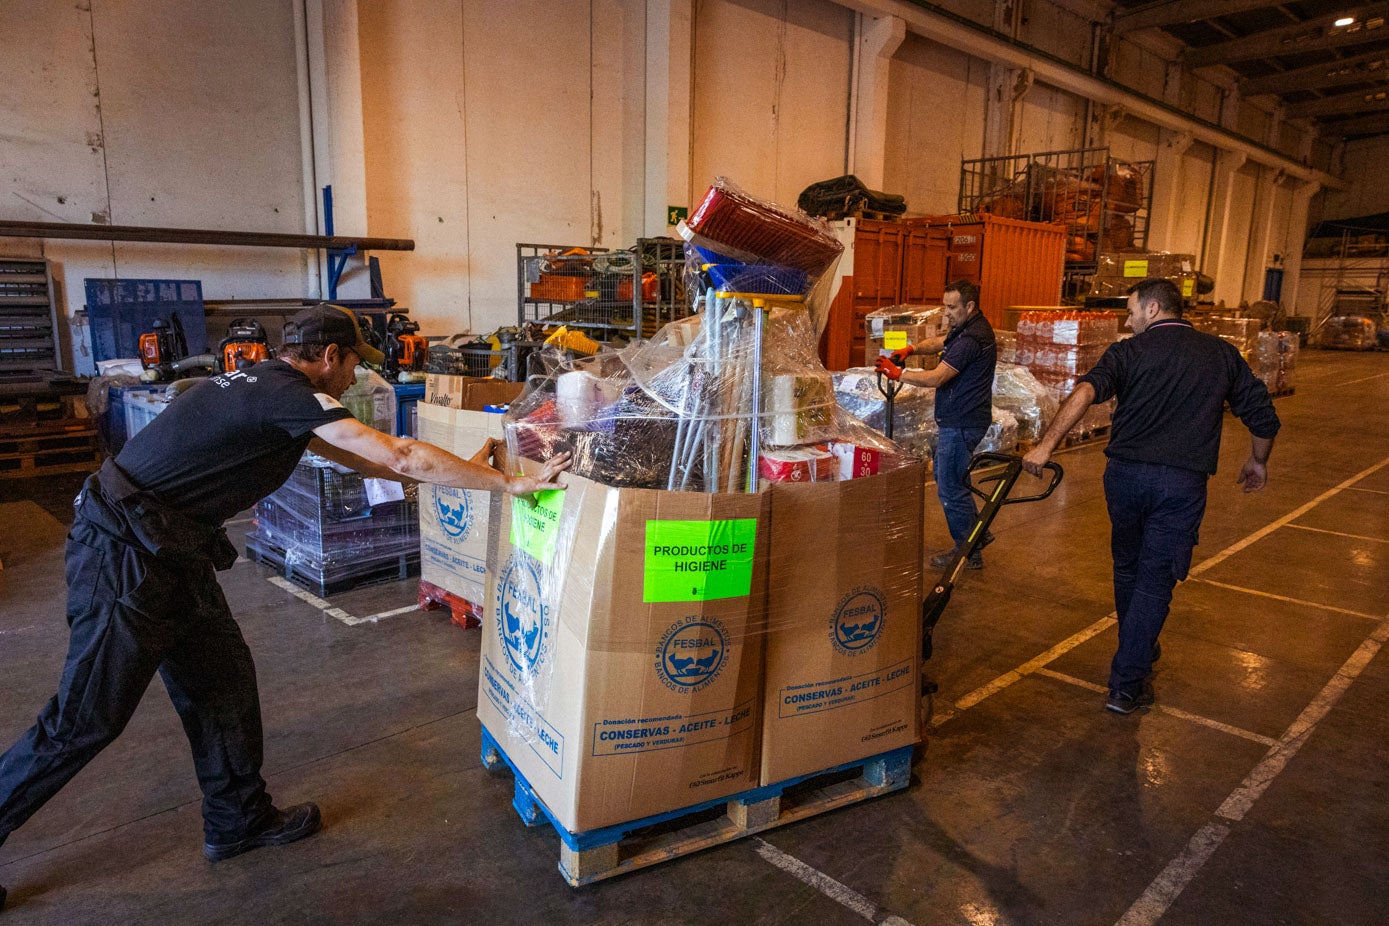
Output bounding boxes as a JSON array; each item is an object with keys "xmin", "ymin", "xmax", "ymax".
[
  {"xmin": 115, "ymin": 360, "xmax": 355, "ymax": 525},
  {"xmin": 1078, "ymin": 319, "xmax": 1280, "ymax": 475},
  {"xmin": 934, "ymin": 311, "xmax": 996, "ymax": 429}
]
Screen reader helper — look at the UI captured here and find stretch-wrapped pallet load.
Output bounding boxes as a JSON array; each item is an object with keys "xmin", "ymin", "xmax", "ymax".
[
  {"xmin": 1193, "ymin": 316, "xmax": 1261, "ymax": 361},
  {"xmin": 1016, "ymin": 310, "xmax": 1118, "ymax": 437},
  {"xmin": 1255, "ymin": 331, "xmax": 1298, "ymax": 393},
  {"xmin": 1089, "ymin": 252, "xmax": 1199, "ymax": 302},
  {"xmin": 478, "ymin": 179, "xmax": 924, "ymax": 836},
  {"xmin": 863, "ymin": 305, "xmax": 949, "ymax": 369},
  {"xmin": 1313, "ymin": 315, "xmax": 1379, "ymax": 350}
]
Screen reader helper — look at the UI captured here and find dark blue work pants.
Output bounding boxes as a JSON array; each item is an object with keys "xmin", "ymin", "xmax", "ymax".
[
  {"xmin": 935, "ymin": 425, "xmax": 989, "ymax": 547},
  {"xmin": 1103, "ymin": 458, "xmax": 1208, "ymax": 697},
  {"xmin": 0, "ymin": 514, "xmax": 274, "ymax": 845}
]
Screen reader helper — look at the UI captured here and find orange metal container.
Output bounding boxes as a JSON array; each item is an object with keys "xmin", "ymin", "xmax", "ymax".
[{"xmin": 928, "ymin": 214, "xmax": 1066, "ymax": 328}]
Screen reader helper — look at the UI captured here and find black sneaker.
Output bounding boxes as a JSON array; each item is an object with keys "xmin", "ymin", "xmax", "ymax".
[
  {"xmin": 204, "ymin": 803, "xmax": 322, "ymax": 863},
  {"xmin": 1105, "ymin": 686, "xmax": 1155, "ymax": 715},
  {"xmin": 929, "ymin": 547, "xmax": 958, "ymax": 568}
]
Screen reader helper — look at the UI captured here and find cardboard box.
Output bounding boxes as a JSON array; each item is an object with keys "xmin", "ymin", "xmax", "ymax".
[
  {"xmin": 424, "ymin": 374, "xmax": 525, "ymax": 413},
  {"xmin": 478, "ymin": 472, "xmax": 768, "ymax": 833},
  {"xmin": 761, "ymin": 463, "xmax": 924, "ymax": 784},
  {"xmin": 417, "ymin": 381, "xmax": 524, "ymax": 606}
]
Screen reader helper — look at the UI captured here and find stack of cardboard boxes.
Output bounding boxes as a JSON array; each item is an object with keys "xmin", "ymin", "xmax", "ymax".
[{"xmin": 426, "ymin": 380, "xmax": 924, "ymax": 833}]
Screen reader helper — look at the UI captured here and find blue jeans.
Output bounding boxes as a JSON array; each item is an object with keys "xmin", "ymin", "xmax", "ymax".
[
  {"xmin": 934, "ymin": 426, "xmax": 988, "ymax": 547},
  {"xmin": 1103, "ymin": 458, "xmax": 1208, "ymax": 697}
]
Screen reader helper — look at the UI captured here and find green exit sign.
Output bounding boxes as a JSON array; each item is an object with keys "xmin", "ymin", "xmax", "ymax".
[{"xmin": 667, "ymin": 205, "xmax": 688, "ymax": 226}]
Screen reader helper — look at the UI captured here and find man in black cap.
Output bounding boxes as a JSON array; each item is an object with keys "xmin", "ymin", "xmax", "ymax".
[{"xmin": 0, "ymin": 304, "xmax": 568, "ymax": 911}]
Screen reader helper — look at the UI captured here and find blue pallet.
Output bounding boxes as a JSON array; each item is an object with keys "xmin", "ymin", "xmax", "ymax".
[{"xmin": 480, "ymin": 723, "xmax": 914, "ymax": 886}]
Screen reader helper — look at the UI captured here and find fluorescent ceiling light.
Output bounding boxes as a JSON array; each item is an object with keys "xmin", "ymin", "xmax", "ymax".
[{"xmin": 1336, "ymin": 16, "xmax": 1355, "ymax": 26}]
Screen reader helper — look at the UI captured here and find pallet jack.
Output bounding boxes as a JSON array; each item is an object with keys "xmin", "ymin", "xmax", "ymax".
[{"xmin": 920, "ymin": 452, "xmax": 1063, "ymax": 693}]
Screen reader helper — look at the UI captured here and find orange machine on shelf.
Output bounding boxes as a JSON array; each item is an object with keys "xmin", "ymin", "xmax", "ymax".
[{"xmin": 218, "ymin": 319, "xmax": 271, "ymax": 373}]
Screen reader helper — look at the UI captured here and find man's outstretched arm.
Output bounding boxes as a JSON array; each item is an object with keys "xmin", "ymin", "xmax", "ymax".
[{"xmin": 1021, "ymin": 383, "xmax": 1096, "ymax": 476}]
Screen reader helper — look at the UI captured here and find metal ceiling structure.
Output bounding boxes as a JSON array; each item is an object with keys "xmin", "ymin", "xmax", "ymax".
[{"xmin": 1112, "ymin": 0, "xmax": 1389, "ymax": 141}]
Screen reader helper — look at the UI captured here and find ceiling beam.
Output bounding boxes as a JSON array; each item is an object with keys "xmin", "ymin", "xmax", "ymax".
[
  {"xmin": 1318, "ymin": 111, "xmax": 1389, "ymax": 136},
  {"xmin": 1184, "ymin": 2, "xmax": 1389, "ymax": 67},
  {"xmin": 836, "ymin": 0, "xmax": 1343, "ymax": 187},
  {"xmin": 1288, "ymin": 86, "xmax": 1389, "ymax": 119},
  {"xmin": 1241, "ymin": 48, "xmax": 1389, "ymax": 96},
  {"xmin": 1114, "ymin": 0, "xmax": 1289, "ymax": 35}
]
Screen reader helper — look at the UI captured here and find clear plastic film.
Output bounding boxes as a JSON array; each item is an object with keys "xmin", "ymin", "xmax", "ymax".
[
  {"xmin": 1312, "ymin": 316, "xmax": 1379, "ymax": 350},
  {"xmin": 1255, "ymin": 330, "xmax": 1299, "ymax": 391},
  {"xmin": 863, "ymin": 305, "xmax": 948, "ymax": 368},
  {"xmin": 248, "ymin": 455, "xmax": 419, "ymax": 591},
  {"xmin": 991, "ymin": 363, "xmax": 1056, "ymax": 445}
]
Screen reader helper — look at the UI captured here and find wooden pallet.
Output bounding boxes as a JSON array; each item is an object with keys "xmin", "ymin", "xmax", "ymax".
[
  {"xmin": 417, "ymin": 579, "xmax": 482, "ymax": 628},
  {"xmin": 0, "ymin": 425, "xmax": 101, "ymax": 479},
  {"xmin": 1270, "ymin": 387, "xmax": 1295, "ymax": 398},
  {"xmin": 480, "ymin": 724, "xmax": 913, "ymax": 886}
]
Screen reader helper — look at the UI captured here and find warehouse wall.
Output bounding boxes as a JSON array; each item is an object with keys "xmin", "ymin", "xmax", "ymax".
[
  {"xmin": 690, "ymin": 0, "xmax": 853, "ymax": 210},
  {"xmin": 0, "ymin": 0, "xmax": 310, "ymax": 373},
  {"xmin": 357, "ymin": 0, "xmax": 647, "ymax": 335}
]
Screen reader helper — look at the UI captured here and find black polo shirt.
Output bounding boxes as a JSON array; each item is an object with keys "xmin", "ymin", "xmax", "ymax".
[
  {"xmin": 934, "ymin": 311, "xmax": 996, "ymax": 429},
  {"xmin": 115, "ymin": 360, "xmax": 355, "ymax": 525},
  {"xmin": 1078, "ymin": 319, "xmax": 1280, "ymax": 476}
]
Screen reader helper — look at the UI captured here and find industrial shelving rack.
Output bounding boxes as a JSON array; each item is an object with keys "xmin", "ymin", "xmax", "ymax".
[
  {"xmin": 516, "ymin": 237, "xmax": 687, "ymax": 342},
  {"xmin": 0, "ymin": 258, "xmax": 62, "ymax": 394}
]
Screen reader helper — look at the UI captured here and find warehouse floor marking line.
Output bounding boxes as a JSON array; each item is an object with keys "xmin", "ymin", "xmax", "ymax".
[
  {"xmin": 753, "ymin": 838, "xmax": 915, "ymax": 926},
  {"xmin": 1284, "ymin": 523, "xmax": 1389, "ymax": 544},
  {"xmin": 1188, "ymin": 578, "xmax": 1382, "ymax": 621},
  {"xmin": 1345, "ymin": 485, "xmax": 1389, "ymax": 496},
  {"xmin": 931, "ymin": 454, "xmax": 1389, "ymax": 730},
  {"xmin": 265, "ymin": 576, "xmax": 419, "ymax": 626},
  {"xmin": 1033, "ymin": 668, "xmax": 1278, "ymax": 747},
  {"xmin": 1333, "ymin": 369, "xmax": 1389, "ymax": 387},
  {"xmin": 1190, "ymin": 454, "xmax": 1389, "ymax": 576},
  {"xmin": 1115, "ymin": 616, "xmax": 1389, "ymax": 926}
]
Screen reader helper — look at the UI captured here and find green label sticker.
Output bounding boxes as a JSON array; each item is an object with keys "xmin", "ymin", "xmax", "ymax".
[
  {"xmin": 510, "ymin": 490, "xmax": 565, "ymax": 564},
  {"xmin": 1182, "ymin": 278, "xmax": 1195, "ymax": 297},
  {"xmin": 1123, "ymin": 259, "xmax": 1149, "ymax": 277},
  {"xmin": 668, "ymin": 205, "xmax": 689, "ymax": 225},
  {"xmin": 882, "ymin": 330, "xmax": 908, "ymax": 350},
  {"xmin": 644, "ymin": 519, "xmax": 757, "ymax": 603}
]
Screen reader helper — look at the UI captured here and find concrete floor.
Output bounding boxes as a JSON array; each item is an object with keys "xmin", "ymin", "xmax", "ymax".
[{"xmin": 0, "ymin": 350, "xmax": 1386, "ymax": 925}]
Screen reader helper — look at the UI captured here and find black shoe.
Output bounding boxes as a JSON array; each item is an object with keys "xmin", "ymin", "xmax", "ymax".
[
  {"xmin": 981, "ymin": 531, "xmax": 996, "ymax": 549},
  {"xmin": 1151, "ymin": 640, "xmax": 1162, "ymax": 666},
  {"xmin": 929, "ymin": 547, "xmax": 957, "ymax": 568},
  {"xmin": 1105, "ymin": 685, "xmax": 1155, "ymax": 715},
  {"xmin": 966, "ymin": 550, "xmax": 984, "ymax": 570},
  {"xmin": 204, "ymin": 803, "xmax": 322, "ymax": 863}
]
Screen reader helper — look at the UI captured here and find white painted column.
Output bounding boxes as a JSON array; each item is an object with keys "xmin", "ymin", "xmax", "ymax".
[
  {"xmin": 1149, "ymin": 62, "xmax": 1190, "ymax": 252},
  {"xmin": 1203, "ymin": 149, "xmax": 1248, "ymax": 304},
  {"xmin": 644, "ymin": 0, "xmax": 693, "ymax": 236},
  {"xmin": 1280, "ymin": 180, "xmax": 1321, "ymax": 316},
  {"xmin": 849, "ymin": 13, "xmax": 905, "ymax": 189}
]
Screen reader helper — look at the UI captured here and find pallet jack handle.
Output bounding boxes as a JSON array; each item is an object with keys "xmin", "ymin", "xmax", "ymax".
[
  {"xmin": 876, "ymin": 370, "xmax": 903, "ymax": 440},
  {"xmin": 920, "ymin": 452, "xmax": 1063, "ymax": 672}
]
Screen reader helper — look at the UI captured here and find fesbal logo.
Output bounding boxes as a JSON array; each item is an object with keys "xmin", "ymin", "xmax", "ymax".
[
  {"xmin": 434, "ymin": 486, "xmax": 473, "ymax": 540},
  {"xmin": 497, "ymin": 555, "xmax": 550, "ymax": 678},
  {"xmin": 654, "ymin": 616, "xmax": 728, "ymax": 693},
  {"xmin": 830, "ymin": 586, "xmax": 885, "ymax": 657}
]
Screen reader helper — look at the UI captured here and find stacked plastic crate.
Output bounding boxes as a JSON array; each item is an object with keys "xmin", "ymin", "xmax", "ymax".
[
  {"xmin": 246, "ymin": 370, "xmax": 420, "ymax": 594},
  {"xmin": 1015, "ymin": 311, "xmax": 1118, "ymax": 437}
]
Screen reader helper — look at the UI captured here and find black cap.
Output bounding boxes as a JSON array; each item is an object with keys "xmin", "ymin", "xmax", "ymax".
[{"xmin": 282, "ymin": 303, "xmax": 383, "ymax": 366}]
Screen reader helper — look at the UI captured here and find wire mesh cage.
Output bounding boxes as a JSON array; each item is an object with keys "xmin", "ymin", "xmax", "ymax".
[
  {"xmin": 958, "ymin": 146, "xmax": 1154, "ymax": 296},
  {"xmin": 516, "ymin": 238, "xmax": 688, "ymax": 342}
]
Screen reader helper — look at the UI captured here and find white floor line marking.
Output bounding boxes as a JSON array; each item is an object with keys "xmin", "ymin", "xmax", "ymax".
[
  {"xmin": 1191, "ymin": 577, "xmax": 1382, "ymax": 621},
  {"xmin": 360, "ymin": 604, "xmax": 421, "ymax": 622},
  {"xmin": 1334, "ymin": 370, "xmax": 1389, "ymax": 387},
  {"xmin": 1034, "ymin": 669, "xmax": 1278, "ymax": 747},
  {"xmin": 1191, "ymin": 454, "xmax": 1389, "ymax": 576},
  {"xmin": 754, "ymin": 838, "xmax": 915, "ymax": 926},
  {"xmin": 1115, "ymin": 618, "xmax": 1389, "ymax": 926},
  {"xmin": 1285, "ymin": 523, "xmax": 1389, "ymax": 544},
  {"xmin": 930, "ymin": 615, "xmax": 1117, "ymax": 728},
  {"xmin": 267, "ymin": 576, "xmax": 358, "ymax": 625},
  {"xmin": 1345, "ymin": 485, "xmax": 1389, "ymax": 497}
]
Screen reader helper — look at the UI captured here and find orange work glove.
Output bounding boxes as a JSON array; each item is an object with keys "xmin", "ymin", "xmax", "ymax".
[
  {"xmin": 874, "ymin": 355, "xmax": 904, "ymax": 381},
  {"xmin": 888, "ymin": 344, "xmax": 915, "ymax": 365}
]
